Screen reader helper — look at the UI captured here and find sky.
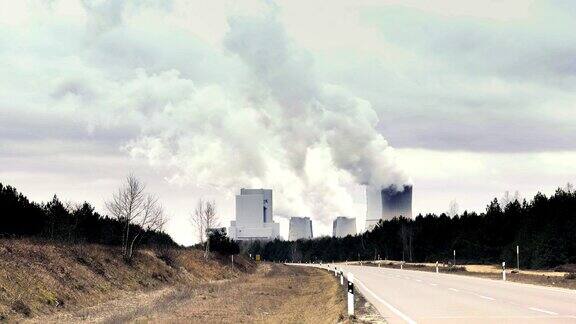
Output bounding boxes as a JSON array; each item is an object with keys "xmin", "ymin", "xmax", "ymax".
[{"xmin": 1, "ymin": 0, "xmax": 575, "ymax": 245}]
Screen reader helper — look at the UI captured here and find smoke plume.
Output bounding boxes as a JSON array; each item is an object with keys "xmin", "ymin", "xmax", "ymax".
[{"xmin": 126, "ymin": 13, "xmax": 409, "ymax": 223}]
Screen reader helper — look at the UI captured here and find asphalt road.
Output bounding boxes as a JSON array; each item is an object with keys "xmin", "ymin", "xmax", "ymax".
[{"xmin": 317, "ymin": 264, "xmax": 576, "ymax": 323}]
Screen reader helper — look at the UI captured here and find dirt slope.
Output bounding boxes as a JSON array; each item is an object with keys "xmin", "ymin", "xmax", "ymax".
[{"xmin": 0, "ymin": 239, "xmax": 252, "ymax": 321}]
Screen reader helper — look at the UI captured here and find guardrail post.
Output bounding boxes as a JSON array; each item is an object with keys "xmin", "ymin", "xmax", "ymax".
[{"xmin": 347, "ymin": 272, "xmax": 354, "ymax": 316}]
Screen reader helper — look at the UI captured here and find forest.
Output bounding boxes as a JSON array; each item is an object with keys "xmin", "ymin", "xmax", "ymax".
[
  {"xmin": 246, "ymin": 186, "xmax": 576, "ymax": 269},
  {"xmin": 0, "ymin": 183, "xmax": 176, "ymax": 247}
]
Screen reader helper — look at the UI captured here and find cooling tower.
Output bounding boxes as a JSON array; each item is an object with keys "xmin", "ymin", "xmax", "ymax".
[
  {"xmin": 288, "ymin": 217, "xmax": 313, "ymax": 241},
  {"xmin": 366, "ymin": 185, "xmax": 412, "ymax": 231},
  {"xmin": 332, "ymin": 217, "xmax": 356, "ymax": 238}
]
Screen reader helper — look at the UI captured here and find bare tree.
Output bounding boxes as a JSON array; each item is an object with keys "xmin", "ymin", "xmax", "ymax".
[
  {"xmin": 447, "ymin": 200, "xmax": 459, "ymax": 217},
  {"xmin": 398, "ymin": 223, "xmax": 413, "ymax": 262},
  {"xmin": 189, "ymin": 199, "xmax": 219, "ymax": 258},
  {"xmin": 106, "ymin": 174, "xmax": 166, "ymax": 261},
  {"xmin": 127, "ymin": 194, "xmax": 166, "ymax": 259},
  {"xmin": 501, "ymin": 190, "xmax": 521, "ymax": 208},
  {"xmin": 190, "ymin": 198, "xmax": 206, "ymax": 245},
  {"xmin": 203, "ymin": 200, "xmax": 218, "ymax": 258}
]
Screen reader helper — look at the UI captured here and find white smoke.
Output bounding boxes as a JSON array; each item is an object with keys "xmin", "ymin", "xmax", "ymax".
[{"xmin": 123, "ymin": 13, "xmax": 409, "ymax": 223}]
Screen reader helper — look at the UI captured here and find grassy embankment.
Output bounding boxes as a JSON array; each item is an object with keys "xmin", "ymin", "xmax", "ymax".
[
  {"xmin": 0, "ymin": 239, "xmax": 252, "ymax": 321},
  {"xmin": 1, "ymin": 240, "xmax": 356, "ymax": 323}
]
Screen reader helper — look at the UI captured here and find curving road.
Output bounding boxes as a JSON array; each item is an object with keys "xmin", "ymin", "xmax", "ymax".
[{"xmin": 300, "ymin": 264, "xmax": 576, "ymax": 323}]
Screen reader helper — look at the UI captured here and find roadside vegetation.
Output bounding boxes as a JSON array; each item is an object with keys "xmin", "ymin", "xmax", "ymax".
[
  {"xmin": 247, "ymin": 184, "xmax": 576, "ymax": 270},
  {"xmin": 0, "ymin": 239, "xmax": 251, "ymax": 321},
  {"xmin": 0, "ymin": 179, "xmax": 175, "ymax": 250},
  {"xmin": 0, "ymin": 177, "xmax": 245, "ymax": 321}
]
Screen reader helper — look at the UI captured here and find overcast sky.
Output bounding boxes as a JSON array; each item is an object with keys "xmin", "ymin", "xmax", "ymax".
[{"xmin": 1, "ymin": 0, "xmax": 575, "ymax": 245}]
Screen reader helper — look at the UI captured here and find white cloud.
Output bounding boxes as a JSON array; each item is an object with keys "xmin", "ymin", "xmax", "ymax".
[{"xmin": 1, "ymin": 0, "xmax": 575, "ymax": 244}]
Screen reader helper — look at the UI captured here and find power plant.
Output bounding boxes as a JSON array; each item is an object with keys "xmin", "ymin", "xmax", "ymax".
[
  {"xmin": 365, "ymin": 185, "xmax": 412, "ymax": 231},
  {"xmin": 228, "ymin": 189, "xmax": 280, "ymax": 241},
  {"xmin": 332, "ymin": 216, "xmax": 356, "ymax": 238},
  {"xmin": 288, "ymin": 217, "xmax": 313, "ymax": 241}
]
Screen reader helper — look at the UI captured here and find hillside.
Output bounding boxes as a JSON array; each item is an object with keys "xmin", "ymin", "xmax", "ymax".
[{"xmin": 0, "ymin": 239, "xmax": 254, "ymax": 321}]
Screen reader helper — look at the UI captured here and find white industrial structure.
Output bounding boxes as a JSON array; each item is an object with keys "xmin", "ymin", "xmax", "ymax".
[
  {"xmin": 288, "ymin": 217, "xmax": 313, "ymax": 241},
  {"xmin": 332, "ymin": 216, "xmax": 356, "ymax": 238},
  {"xmin": 366, "ymin": 185, "xmax": 413, "ymax": 231},
  {"xmin": 228, "ymin": 189, "xmax": 280, "ymax": 241}
]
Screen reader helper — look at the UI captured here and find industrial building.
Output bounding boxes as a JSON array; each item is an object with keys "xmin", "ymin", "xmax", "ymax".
[
  {"xmin": 288, "ymin": 217, "xmax": 313, "ymax": 241},
  {"xmin": 228, "ymin": 189, "xmax": 280, "ymax": 241},
  {"xmin": 365, "ymin": 185, "xmax": 412, "ymax": 231},
  {"xmin": 332, "ymin": 216, "xmax": 356, "ymax": 238}
]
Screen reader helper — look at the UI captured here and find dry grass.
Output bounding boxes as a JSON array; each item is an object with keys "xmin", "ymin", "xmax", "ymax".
[
  {"xmin": 0, "ymin": 239, "xmax": 248, "ymax": 321},
  {"xmin": 125, "ymin": 263, "xmax": 347, "ymax": 323}
]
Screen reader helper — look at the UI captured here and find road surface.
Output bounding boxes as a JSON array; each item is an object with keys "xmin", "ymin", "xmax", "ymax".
[{"xmin": 311, "ymin": 264, "xmax": 576, "ymax": 323}]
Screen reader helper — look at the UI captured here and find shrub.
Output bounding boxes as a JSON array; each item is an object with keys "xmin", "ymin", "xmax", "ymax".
[
  {"xmin": 445, "ymin": 266, "xmax": 466, "ymax": 272},
  {"xmin": 156, "ymin": 248, "xmax": 182, "ymax": 269},
  {"xmin": 555, "ymin": 264, "xmax": 576, "ymax": 273},
  {"xmin": 12, "ymin": 300, "xmax": 31, "ymax": 317},
  {"xmin": 564, "ymin": 273, "xmax": 576, "ymax": 280}
]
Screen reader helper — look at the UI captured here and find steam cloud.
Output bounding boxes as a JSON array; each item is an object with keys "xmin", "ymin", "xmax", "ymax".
[{"xmin": 125, "ymin": 14, "xmax": 409, "ymax": 223}]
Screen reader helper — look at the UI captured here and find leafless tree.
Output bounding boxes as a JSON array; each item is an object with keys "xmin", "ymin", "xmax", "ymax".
[
  {"xmin": 398, "ymin": 223, "xmax": 413, "ymax": 262},
  {"xmin": 501, "ymin": 190, "xmax": 521, "ymax": 208},
  {"xmin": 106, "ymin": 174, "xmax": 166, "ymax": 261},
  {"xmin": 189, "ymin": 199, "xmax": 219, "ymax": 258},
  {"xmin": 190, "ymin": 198, "xmax": 206, "ymax": 245},
  {"xmin": 565, "ymin": 182, "xmax": 574, "ymax": 193},
  {"xmin": 203, "ymin": 200, "xmax": 218, "ymax": 258},
  {"xmin": 447, "ymin": 199, "xmax": 459, "ymax": 217},
  {"xmin": 127, "ymin": 194, "xmax": 166, "ymax": 259}
]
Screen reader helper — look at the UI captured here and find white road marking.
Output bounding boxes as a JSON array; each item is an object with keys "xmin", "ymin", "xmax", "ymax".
[
  {"xmin": 429, "ymin": 283, "xmax": 438, "ymax": 286},
  {"xmin": 415, "ymin": 279, "xmax": 422, "ymax": 282},
  {"xmin": 449, "ymin": 288, "xmax": 460, "ymax": 292},
  {"xmin": 355, "ymin": 278, "xmax": 418, "ymax": 324},
  {"xmin": 478, "ymin": 295, "xmax": 495, "ymax": 301},
  {"xmin": 528, "ymin": 307, "xmax": 558, "ymax": 315}
]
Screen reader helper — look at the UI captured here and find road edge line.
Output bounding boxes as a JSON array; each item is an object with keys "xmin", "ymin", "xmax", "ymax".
[{"xmin": 355, "ymin": 278, "xmax": 417, "ymax": 324}]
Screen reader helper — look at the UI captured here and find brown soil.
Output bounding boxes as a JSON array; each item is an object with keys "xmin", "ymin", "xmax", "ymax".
[{"xmin": 28, "ymin": 263, "xmax": 348, "ymax": 323}]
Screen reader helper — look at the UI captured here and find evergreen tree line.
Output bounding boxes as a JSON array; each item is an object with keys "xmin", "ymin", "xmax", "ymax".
[
  {"xmin": 245, "ymin": 186, "xmax": 576, "ymax": 269},
  {"xmin": 0, "ymin": 183, "xmax": 177, "ymax": 247}
]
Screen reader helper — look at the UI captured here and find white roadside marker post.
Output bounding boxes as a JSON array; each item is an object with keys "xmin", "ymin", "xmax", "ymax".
[
  {"xmin": 347, "ymin": 272, "xmax": 354, "ymax": 316},
  {"xmin": 502, "ymin": 261, "xmax": 506, "ymax": 281},
  {"xmin": 340, "ymin": 270, "xmax": 344, "ymax": 286},
  {"xmin": 516, "ymin": 245, "xmax": 520, "ymax": 271},
  {"xmin": 400, "ymin": 262, "xmax": 403, "ymax": 270},
  {"xmin": 436, "ymin": 261, "xmax": 439, "ymax": 273}
]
